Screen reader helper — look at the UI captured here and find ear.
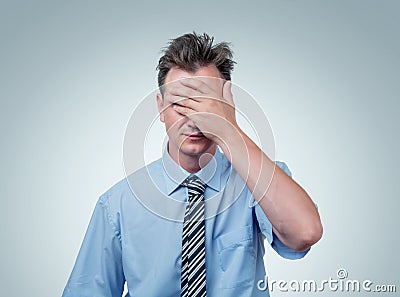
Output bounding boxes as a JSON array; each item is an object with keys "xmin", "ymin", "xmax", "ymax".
[
  {"xmin": 222, "ymin": 80, "xmax": 234, "ymax": 105},
  {"xmin": 156, "ymin": 93, "xmax": 165, "ymax": 123}
]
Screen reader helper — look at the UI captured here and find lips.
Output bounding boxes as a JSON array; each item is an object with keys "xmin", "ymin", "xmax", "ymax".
[
  {"xmin": 184, "ymin": 132, "xmax": 205, "ymax": 139},
  {"xmin": 189, "ymin": 132, "xmax": 204, "ymax": 137}
]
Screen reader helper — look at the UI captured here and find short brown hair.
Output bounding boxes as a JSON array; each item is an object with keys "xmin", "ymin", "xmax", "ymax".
[{"xmin": 156, "ymin": 32, "xmax": 235, "ymax": 93}]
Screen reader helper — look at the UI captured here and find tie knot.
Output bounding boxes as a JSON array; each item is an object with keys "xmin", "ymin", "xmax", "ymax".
[{"xmin": 182, "ymin": 175, "xmax": 206, "ymax": 193}]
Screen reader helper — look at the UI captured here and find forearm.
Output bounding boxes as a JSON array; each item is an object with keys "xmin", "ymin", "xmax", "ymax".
[{"xmin": 217, "ymin": 127, "xmax": 322, "ymax": 251}]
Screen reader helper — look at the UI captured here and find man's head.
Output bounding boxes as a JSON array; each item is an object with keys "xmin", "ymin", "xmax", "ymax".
[
  {"xmin": 156, "ymin": 32, "xmax": 235, "ymax": 169},
  {"xmin": 157, "ymin": 32, "xmax": 235, "ymax": 96}
]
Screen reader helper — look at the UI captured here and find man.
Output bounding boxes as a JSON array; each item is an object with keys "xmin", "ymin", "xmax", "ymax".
[{"xmin": 62, "ymin": 32, "xmax": 322, "ymax": 297}]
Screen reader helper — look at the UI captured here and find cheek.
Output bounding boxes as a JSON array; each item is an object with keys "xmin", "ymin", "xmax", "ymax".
[{"xmin": 164, "ymin": 109, "xmax": 185, "ymax": 130}]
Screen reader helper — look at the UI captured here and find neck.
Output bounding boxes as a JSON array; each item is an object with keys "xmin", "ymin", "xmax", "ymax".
[{"xmin": 168, "ymin": 143, "xmax": 217, "ymax": 173}]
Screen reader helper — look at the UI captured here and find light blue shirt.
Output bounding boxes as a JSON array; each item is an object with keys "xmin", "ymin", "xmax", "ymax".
[{"xmin": 63, "ymin": 148, "xmax": 309, "ymax": 297}]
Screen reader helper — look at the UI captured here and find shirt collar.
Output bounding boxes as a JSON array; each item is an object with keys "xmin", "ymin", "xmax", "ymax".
[{"xmin": 161, "ymin": 143, "xmax": 222, "ymax": 195}]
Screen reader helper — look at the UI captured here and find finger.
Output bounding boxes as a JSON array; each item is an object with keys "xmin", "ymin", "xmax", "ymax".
[
  {"xmin": 165, "ymin": 96, "xmax": 201, "ymax": 112},
  {"xmin": 159, "ymin": 95, "xmax": 185, "ymax": 113},
  {"xmin": 172, "ymin": 104, "xmax": 194, "ymax": 116},
  {"xmin": 165, "ymin": 94, "xmax": 188, "ymax": 105},
  {"xmin": 223, "ymin": 80, "xmax": 234, "ymax": 106},
  {"xmin": 168, "ymin": 83, "xmax": 202, "ymax": 100},
  {"xmin": 179, "ymin": 77, "xmax": 210, "ymax": 94},
  {"xmin": 174, "ymin": 98, "xmax": 200, "ymax": 110}
]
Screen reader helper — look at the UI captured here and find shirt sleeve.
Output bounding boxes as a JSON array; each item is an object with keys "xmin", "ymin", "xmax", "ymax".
[
  {"xmin": 254, "ymin": 161, "xmax": 310, "ymax": 260},
  {"xmin": 62, "ymin": 194, "xmax": 125, "ymax": 297}
]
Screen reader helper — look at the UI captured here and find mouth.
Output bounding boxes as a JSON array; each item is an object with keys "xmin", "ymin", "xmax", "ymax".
[{"xmin": 184, "ymin": 132, "xmax": 206, "ymax": 140}]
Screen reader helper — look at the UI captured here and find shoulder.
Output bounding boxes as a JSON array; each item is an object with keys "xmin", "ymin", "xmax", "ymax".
[
  {"xmin": 98, "ymin": 178, "xmax": 131, "ymax": 205},
  {"xmin": 219, "ymin": 149, "xmax": 291, "ymax": 179},
  {"xmin": 275, "ymin": 160, "xmax": 292, "ymax": 177},
  {"xmin": 98, "ymin": 157, "xmax": 164, "ymax": 209}
]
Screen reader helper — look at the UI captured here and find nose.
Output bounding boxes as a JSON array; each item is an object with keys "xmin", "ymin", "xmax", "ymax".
[{"xmin": 186, "ymin": 119, "xmax": 198, "ymax": 131}]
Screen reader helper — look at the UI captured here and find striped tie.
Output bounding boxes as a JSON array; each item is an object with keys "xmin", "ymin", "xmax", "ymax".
[{"xmin": 181, "ymin": 175, "xmax": 207, "ymax": 297}]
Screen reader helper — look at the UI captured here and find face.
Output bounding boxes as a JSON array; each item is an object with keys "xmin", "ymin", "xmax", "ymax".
[{"xmin": 156, "ymin": 65, "xmax": 224, "ymax": 161}]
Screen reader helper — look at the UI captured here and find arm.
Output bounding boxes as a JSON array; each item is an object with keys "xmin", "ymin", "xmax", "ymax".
[
  {"xmin": 170, "ymin": 78, "xmax": 323, "ymax": 252},
  {"xmin": 217, "ymin": 122, "xmax": 322, "ymax": 251},
  {"xmin": 62, "ymin": 196, "xmax": 125, "ymax": 297}
]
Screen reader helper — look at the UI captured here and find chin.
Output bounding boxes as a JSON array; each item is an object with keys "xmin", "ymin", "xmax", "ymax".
[{"xmin": 179, "ymin": 140, "xmax": 214, "ymax": 156}]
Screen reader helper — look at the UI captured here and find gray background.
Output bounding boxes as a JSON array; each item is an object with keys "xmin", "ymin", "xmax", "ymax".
[{"xmin": 1, "ymin": 0, "xmax": 399, "ymax": 296}]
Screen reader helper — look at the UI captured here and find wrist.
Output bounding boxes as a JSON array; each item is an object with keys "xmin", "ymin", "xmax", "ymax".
[{"xmin": 215, "ymin": 124, "xmax": 246, "ymax": 159}]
